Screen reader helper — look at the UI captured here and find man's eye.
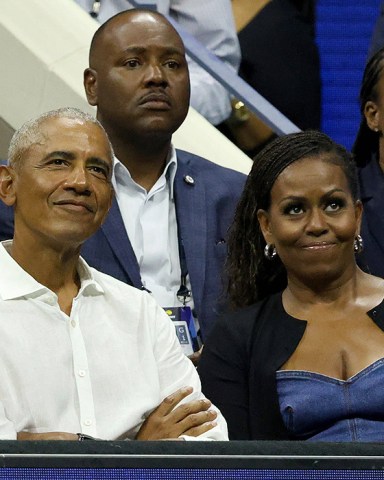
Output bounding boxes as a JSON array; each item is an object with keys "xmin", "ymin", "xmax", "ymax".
[
  {"xmin": 165, "ymin": 60, "xmax": 179, "ymax": 69},
  {"xmin": 89, "ymin": 166, "xmax": 108, "ymax": 177},
  {"xmin": 125, "ymin": 59, "xmax": 140, "ymax": 68},
  {"xmin": 50, "ymin": 159, "xmax": 66, "ymax": 166}
]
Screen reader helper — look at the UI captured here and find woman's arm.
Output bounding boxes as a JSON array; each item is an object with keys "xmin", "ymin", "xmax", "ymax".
[{"xmin": 199, "ymin": 313, "xmax": 252, "ymax": 439}]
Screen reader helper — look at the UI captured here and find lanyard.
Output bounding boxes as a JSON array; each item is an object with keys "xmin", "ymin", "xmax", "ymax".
[
  {"xmin": 174, "ymin": 193, "xmax": 191, "ymax": 306},
  {"xmin": 140, "ymin": 199, "xmax": 191, "ymax": 306},
  {"xmin": 176, "ymin": 233, "xmax": 191, "ymax": 306}
]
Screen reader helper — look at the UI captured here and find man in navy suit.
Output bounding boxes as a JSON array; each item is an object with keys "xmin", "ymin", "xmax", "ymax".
[{"xmin": 0, "ymin": 9, "xmax": 246, "ymax": 343}]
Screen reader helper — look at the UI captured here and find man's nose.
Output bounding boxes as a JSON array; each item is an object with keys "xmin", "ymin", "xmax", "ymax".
[
  {"xmin": 144, "ymin": 63, "xmax": 168, "ymax": 87},
  {"xmin": 63, "ymin": 166, "xmax": 91, "ymax": 193}
]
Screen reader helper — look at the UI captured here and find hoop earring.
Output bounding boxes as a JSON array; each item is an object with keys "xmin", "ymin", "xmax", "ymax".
[
  {"xmin": 354, "ymin": 234, "xmax": 364, "ymax": 254},
  {"xmin": 264, "ymin": 243, "xmax": 277, "ymax": 260}
]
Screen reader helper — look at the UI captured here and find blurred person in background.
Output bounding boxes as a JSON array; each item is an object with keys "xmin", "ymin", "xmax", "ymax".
[
  {"xmin": 352, "ymin": 46, "xmax": 384, "ymax": 278},
  {"xmin": 223, "ymin": 0, "xmax": 321, "ymax": 157}
]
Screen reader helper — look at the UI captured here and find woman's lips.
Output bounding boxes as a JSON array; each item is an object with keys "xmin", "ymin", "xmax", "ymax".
[{"xmin": 300, "ymin": 242, "xmax": 336, "ymax": 251}]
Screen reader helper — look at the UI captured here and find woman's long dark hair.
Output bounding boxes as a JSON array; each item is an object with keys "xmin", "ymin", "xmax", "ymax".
[
  {"xmin": 226, "ymin": 130, "xmax": 358, "ymax": 309},
  {"xmin": 352, "ymin": 47, "xmax": 384, "ymax": 167}
]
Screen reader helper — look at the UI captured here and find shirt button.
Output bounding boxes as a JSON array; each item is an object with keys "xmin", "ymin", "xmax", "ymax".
[
  {"xmin": 84, "ymin": 419, "xmax": 92, "ymax": 427},
  {"xmin": 71, "ymin": 320, "xmax": 76, "ymax": 328},
  {"xmin": 78, "ymin": 370, "xmax": 86, "ymax": 377},
  {"xmin": 372, "ymin": 310, "xmax": 377, "ymax": 316},
  {"xmin": 46, "ymin": 297, "xmax": 55, "ymax": 306}
]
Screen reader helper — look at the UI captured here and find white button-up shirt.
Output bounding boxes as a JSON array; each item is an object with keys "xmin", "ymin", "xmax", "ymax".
[
  {"xmin": 0, "ymin": 241, "xmax": 227, "ymax": 440},
  {"xmin": 113, "ymin": 148, "xmax": 193, "ymax": 311}
]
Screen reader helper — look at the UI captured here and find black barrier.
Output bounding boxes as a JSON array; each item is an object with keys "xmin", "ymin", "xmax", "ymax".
[{"xmin": 1, "ymin": 441, "xmax": 384, "ymax": 478}]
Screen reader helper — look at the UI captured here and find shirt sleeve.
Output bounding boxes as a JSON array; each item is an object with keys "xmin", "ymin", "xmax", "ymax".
[
  {"xmin": 150, "ymin": 297, "xmax": 228, "ymax": 440},
  {"xmin": 0, "ymin": 401, "xmax": 16, "ymax": 440}
]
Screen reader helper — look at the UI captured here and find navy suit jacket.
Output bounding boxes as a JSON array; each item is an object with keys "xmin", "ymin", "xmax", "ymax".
[
  {"xmin": 357, "ymin": 155, "xmax": 384, "ymax": 279},
  {"xmin": 0, "ymin": 152, "xmax": 246, "ymax": 340}
]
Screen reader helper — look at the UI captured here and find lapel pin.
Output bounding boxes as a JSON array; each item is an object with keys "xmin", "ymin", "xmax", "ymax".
[{"xmin": 184, "ymin": 175, "xmax": 195, "ymax": 185}]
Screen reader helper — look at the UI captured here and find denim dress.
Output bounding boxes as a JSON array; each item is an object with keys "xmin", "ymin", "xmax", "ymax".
[{"xmin": 277, "ymin": 358, "xmax": 384, "ymax": 441}]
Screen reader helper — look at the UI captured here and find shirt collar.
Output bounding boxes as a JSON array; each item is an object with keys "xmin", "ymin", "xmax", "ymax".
[
  {"xmin": 76, "ymin": 257, "xmax": 105, "ymax": 296},
  {"xmin": 112, "ymin": 145, "xmax": 178, "ymax": 199},
  {"xmin": 0, "ymin": 241, "xmax": 104, "ymax": 301}
]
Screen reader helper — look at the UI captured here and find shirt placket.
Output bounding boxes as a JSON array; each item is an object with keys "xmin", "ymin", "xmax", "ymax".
[{"xmin": 68, "ymin": 298, "xmax": 97, "ymax": 437}]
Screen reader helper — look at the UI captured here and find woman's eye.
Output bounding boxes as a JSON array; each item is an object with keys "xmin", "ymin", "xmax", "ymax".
[
  {"xmin": 285, "ymin": 205, "xmax": 303, "ymax": 215},
  {"xmin": 325, "ymin": 200, "xmax": 343, "ymax": 212}
]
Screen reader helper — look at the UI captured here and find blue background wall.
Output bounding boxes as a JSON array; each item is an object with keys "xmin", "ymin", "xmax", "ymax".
[{"xmin": 316, "ymin": 1, "xmax": 381, "ymax": 150}]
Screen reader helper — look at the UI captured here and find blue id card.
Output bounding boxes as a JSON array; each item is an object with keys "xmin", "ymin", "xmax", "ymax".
[{"xmin": 163, "ymin": 306, "xmax": 199, "ymax": 356}]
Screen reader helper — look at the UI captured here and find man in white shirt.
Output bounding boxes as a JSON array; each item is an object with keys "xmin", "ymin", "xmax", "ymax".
[
  {"xmin": 0, "ymin": 107, "xmax": 227, "ymax": 441},
  {"xmin": 74, "ymin": 0, "xmax": 241, "ymax": 125}
]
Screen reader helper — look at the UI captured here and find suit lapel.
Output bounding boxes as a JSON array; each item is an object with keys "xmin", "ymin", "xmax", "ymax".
[
  {"xmin": 101, "ymin": 198, "xmax": 142, "ymax": 287},
  {"xmin": 174, "ymin": 153, "xmax": 207, "ymax": 314}
]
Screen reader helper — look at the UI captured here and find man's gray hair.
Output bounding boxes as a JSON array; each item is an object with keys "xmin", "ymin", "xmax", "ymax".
[{"xmin": 8, "ymin": 107, "xmax": 114, "ymax": 169}]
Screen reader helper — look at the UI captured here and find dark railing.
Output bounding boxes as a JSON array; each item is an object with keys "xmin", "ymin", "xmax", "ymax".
[{"xmin": 1, "ymin": 440, "xmax": 384, "ymax": 478}]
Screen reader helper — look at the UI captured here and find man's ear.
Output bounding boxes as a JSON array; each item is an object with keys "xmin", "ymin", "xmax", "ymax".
[
  {"xmin": 84, "ymin": 68, "xmax": 98, "ymax": 106},
  {"xmin": 257, "ymin": 208, "xmax": 273, "ymax": 245},
  {"xmin": 364, "ymin": 100, "xmax": 380, "ymax": 132},
  {"xmin": 0, "ymin": 165, "xmax": 17, "ymax": 206}
]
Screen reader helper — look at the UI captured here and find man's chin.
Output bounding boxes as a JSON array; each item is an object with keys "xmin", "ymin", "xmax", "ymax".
[{"xmin": 47, "ymin": 227, "xmax": 97, "ymax": 250}]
